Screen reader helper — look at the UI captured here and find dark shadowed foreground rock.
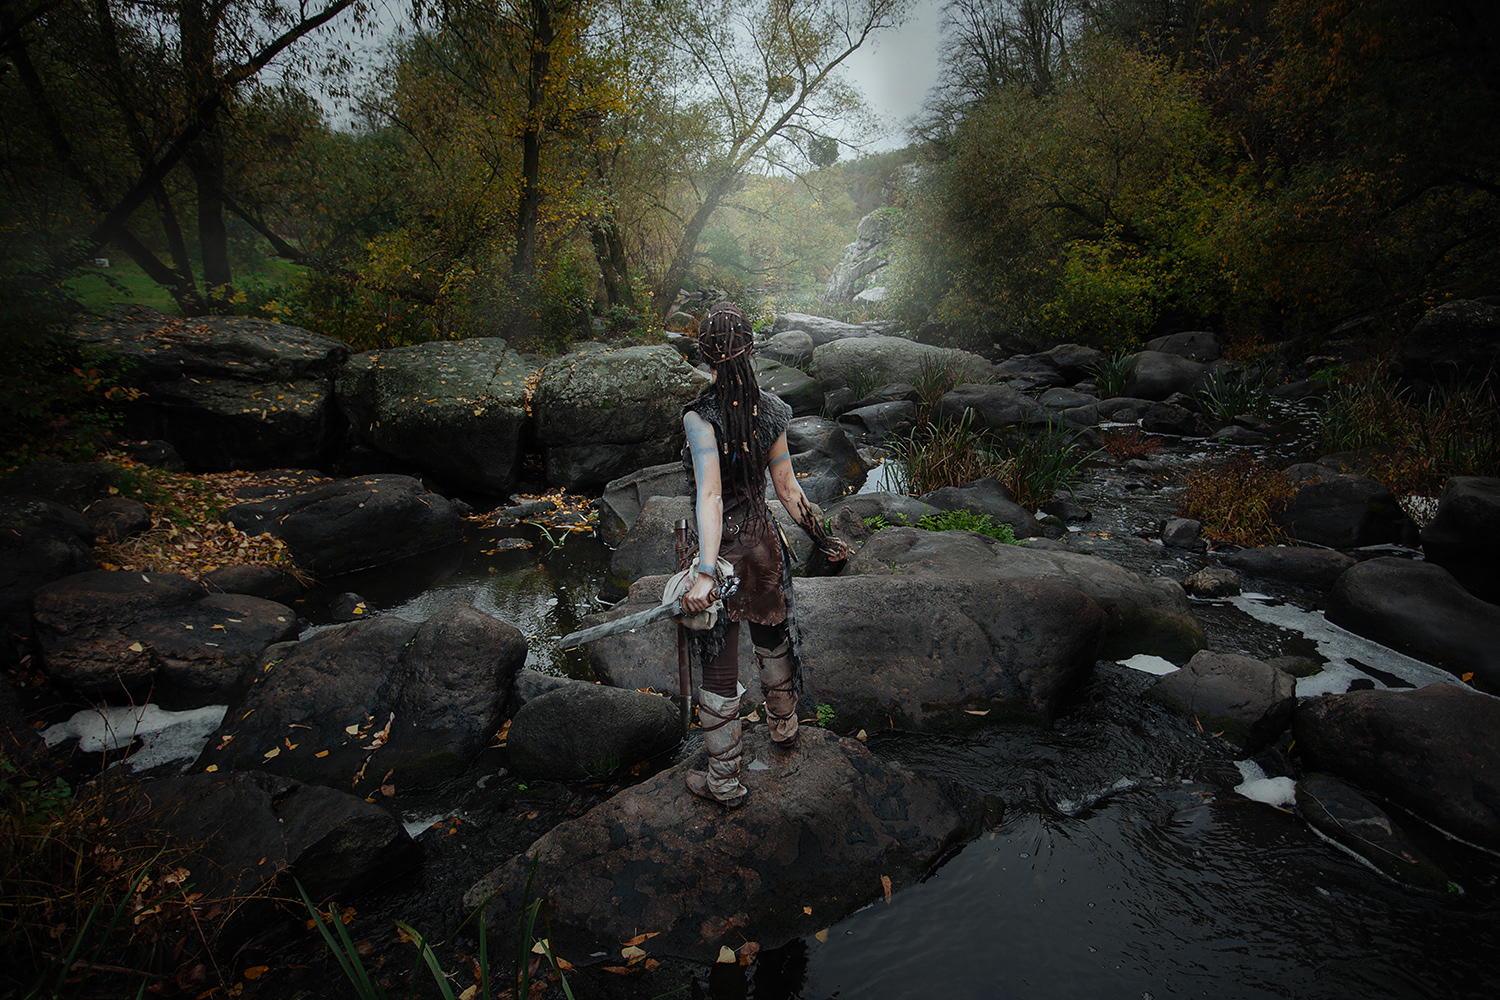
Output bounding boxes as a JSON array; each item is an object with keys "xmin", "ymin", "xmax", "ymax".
[
  {"xmin": 1148, "ymin": 651, "xmax": 1295, "ymax": 750},
  {"xmin": 1295, "ymin": 773, "xmax": 1450, "ymax": 892},
  {"xmin": 1326, "ymin": 557, "xmax": 1500, "ymax": 689},
  {"xmin": 847, "ymin": 528, "xmax": 1205, "ymax": 661},
  {"xmin": 506, "ymin": 682, "xmax": 679, "ymax": 781},
  {"xmin": 1293, "ymin": 684, "xmax": 1500, "ymax": 849},
  {"xmin": 0, "ymin": 460, "xmax": 122, "ymax": 510},
  {"xmin": 196, "ymin": 603, "xmax": 525, "ymax": 794},
  {"xmin": 33, "ymin": 571, "xmax": 299, "ymax": 705},
  {"xmin": 465, "ymin": 727, "xmax": 981, "ymax": 961},
  {"xmin": 588, "ymin": 572, "xmax": 1104, "ymax": 728},
  {"xmin": 335, "ymin": 338, "xmax": 533, "ymax": 494},
  {"xmin": 0, "ymin": 495, "xmax": 95, "ymax": 651},
  {"xmin": 1396, "ymin": 299, "xmax": 1500, "ymax": 386},
  {"xmin": 1274, "ymin": 464, "xmax": 1406, "ymax": 548},
  {"xmin": 1221, "ymin": 546, "xmax": 1356, "ymax": 588},
  {"xmin": 784, "ymin": 417, "xmax": 872, "ymax": 503},
  {"xmin": 1420, "ymin": 475, "xmax": 1500, "ymax": 603},
  {"xmin": 224, "ymin": 474, "xmax": 462, "ymax": 576},
  {"xmin": 126, "ymin": 770, "xmax": 414, "ymax": 902}
]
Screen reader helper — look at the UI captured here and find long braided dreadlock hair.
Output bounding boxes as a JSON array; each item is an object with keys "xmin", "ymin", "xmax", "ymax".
[{"xmin": 697, "ymin": 302, "xmax": 768, "ymax": 521}]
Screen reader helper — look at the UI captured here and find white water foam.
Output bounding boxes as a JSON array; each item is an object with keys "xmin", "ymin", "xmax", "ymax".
[
  {"xmin": 1117, "ymin": 654, "xmax": 1180, "ymax": 676},
  {"xmin": 1229, "ymin": 593, "xmax": 1463, "ymax": 696},
  {"xmin": 1233, "ymin": 759, "xmax": 1297, "ymax": 807},
  {"xmin": 42, "ymin": 703, "xmax": 227, "ymax": 773}
]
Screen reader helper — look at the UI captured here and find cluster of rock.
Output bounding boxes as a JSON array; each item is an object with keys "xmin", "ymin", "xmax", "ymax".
[{"xmin": 65, "ymin": 307, "xmax": 714, "ymax": 495}]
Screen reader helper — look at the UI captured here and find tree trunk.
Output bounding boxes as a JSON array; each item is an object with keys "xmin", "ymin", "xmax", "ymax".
[
  {"xmin": 589, "ymin": 218, "xmax": 634, "ymax": 309},
  {"xmin": 654, "ymin": 168, "xmax": 738, "ymax": 317},
  {"xmin": 511, "ymin": 0, "xmax": 557, "ymax": 282}
]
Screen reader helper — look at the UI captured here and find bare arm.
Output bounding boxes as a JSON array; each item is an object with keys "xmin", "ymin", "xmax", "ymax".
[
  {"xmin": 767, "ymin": 432, "xmax": 848, "ymax": 560},
  {"xmin": 683, "ymin": 410, "xmax": 723, "ymax": 613}
]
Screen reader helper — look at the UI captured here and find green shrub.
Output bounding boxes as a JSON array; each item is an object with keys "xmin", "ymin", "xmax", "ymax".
[
  {"xmin": 888, "ymin": 409, "xmax": 1011, "ymax": 496},
  {"xmin": 1089, "ymin": 352, "xmax": 1130, "ymax": 399}
]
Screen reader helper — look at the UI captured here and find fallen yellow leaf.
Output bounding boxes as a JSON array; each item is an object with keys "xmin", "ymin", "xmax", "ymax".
[
  {"xmin": 243, "ymin": 966, "xmax": 269, "ymax": 981},
  {"xmin": 964, "ymin": 709, "xmax": 990, "ymax": 716},
  {"xmin": 815, "ymin": 928, "xmax": 829, "ymax": 943},
  {"xmin": 802, "ymin": 906, "xmax": 813, "ymax": 915},
  {"xmin": 716, "ymin": 946, "xmax": 737, "ymax": 964},
  {"xmin": 315, "ymin": 750, "xmax": 329, "ymax": 758},
  {"xmin": 263, "ymin": 747, "xmax": 280, "ymax": 759},
  {"xmin": 881, "ymin": 874, "xmax": 892, "ymax": 902},
  {"xmin": 621, "ymin": 945, "xmax": 647, "ymax": 961},
  {"xmin": 204, "ymin": 764, "xmax": 218, "ymax": 773}
]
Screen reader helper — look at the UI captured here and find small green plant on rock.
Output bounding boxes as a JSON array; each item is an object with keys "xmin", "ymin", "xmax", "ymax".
[
  {"xmin": 916, "ymin": 508, "xmax": 1019, "ymax": 544},
  {"xmin": 1006, "ymin": 423, "xmax": 1098, "ymax": 510},
  {"xmin": 1088, "ymin": 352, "xmax": 1130, "ymax": 399},
  {"xmin": 1194, "ymin": 367, "xmax": 1271, "ymax": 421}
]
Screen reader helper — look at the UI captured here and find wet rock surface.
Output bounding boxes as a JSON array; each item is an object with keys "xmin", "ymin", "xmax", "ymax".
[
  {"xmin": 1326, "ymin": 557, "xmax": 1500, "ymax": 689},
  {"xmin": 754, "ymin": 357, "xmax": 824, "ymax": 416},
  {"xmin": 1295, "ymin": 773, "xmax": 1451, "ymax": 892},
  {"xmin": 465, "ymin": 727, "xmax": 982, "ymax": 960},
  {"xmin": 0, "ymin": 495, "xmax": 95, "ymax": 649},
  {"xmin": 1293, "ymin": 684, "xmax": 1500, "ymax": 850},
  {"xmin": 224, "ymin": 474, "xmax": 462, "ymax": 576},
  {"xmin": 196, "ymin": 602, "xmax": 526, "ymax": 793}
]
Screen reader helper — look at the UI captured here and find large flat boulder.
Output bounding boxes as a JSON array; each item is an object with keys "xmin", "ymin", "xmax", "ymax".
[
  {"xmin": 32, "ymin": 571, "xmax": 299, "ymax": 706},
  {"xmin": 934, "ymin": 383, "xmax": 1051, "ymax": 430},
  {"xmin": 769, "ymin": 312, "xmax": 885, "ymax": 347},
  {"xmin": 335, "ymin": 338, "xmax": 533, "ymax": 495},
  {"xmin": 67, "ymin": 308, "xmax": 349, "ymax": 471},
  {"xmin": 464, "ymin": 727, "xmax": 982, "ymax": 960},
  {"xmin": 224, "ymin": 474, "xmax": 462, "ymax": 576},
  {"xmin": 847, "ymin": 528, "xmax": 1205, "ymax": 662},
  {"xmin": 1293, "ymin": 684, "xmax": 1500, "ymax": 850},
  {"xmin": 587, "ymin": 571, "xmax": 1104, "ymax": 728},
  {"xmin": 1326, "ymin": 557, "xmax": 1500, "ymax": 690},
  {"xmin": 812, "ymin": 336, "xmax": 994, "ymax": 394},
  {"xmin": 1420, "ymin": 476, "xmax": 1500, "ymax": 603},
  {"xmin": 1221, "ymin": 546, "xmax": 1356, "ymax": 589},
  {"xmin": 195, "ymin": 602, "xmax": 526, "ymax": 794},
  {"xmin": 531, "ymin": 344, "xmax": 708, "ymax": 490}
]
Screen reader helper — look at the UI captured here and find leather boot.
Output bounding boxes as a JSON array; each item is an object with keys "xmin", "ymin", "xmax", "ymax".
[
  {"xmin": 685, "ymin": 685, "xmax": 746, "ymax": 807},
  {"xmin": 755, "ymin": 639, "xmax": 798, "ymax": 745}
]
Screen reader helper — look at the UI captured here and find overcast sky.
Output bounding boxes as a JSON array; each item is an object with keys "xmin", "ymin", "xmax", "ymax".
[
  {"xmin": 841, "ymin": 0, "xmax": 946, "ymax": 151},
  {"xmin": 310, "ymin": 0, "xmax": 947, "ymax": 152}
]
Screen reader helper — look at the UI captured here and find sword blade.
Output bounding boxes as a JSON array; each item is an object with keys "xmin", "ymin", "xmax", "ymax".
[{"xmin": 558, "ymin": 598, "xmax": 682, "ymax": 649}]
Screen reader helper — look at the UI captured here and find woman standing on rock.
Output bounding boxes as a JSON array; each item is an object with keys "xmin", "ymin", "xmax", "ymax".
[{"xmin": 679, "ymin": 301, "xmax": 847, "ymax": 807}]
